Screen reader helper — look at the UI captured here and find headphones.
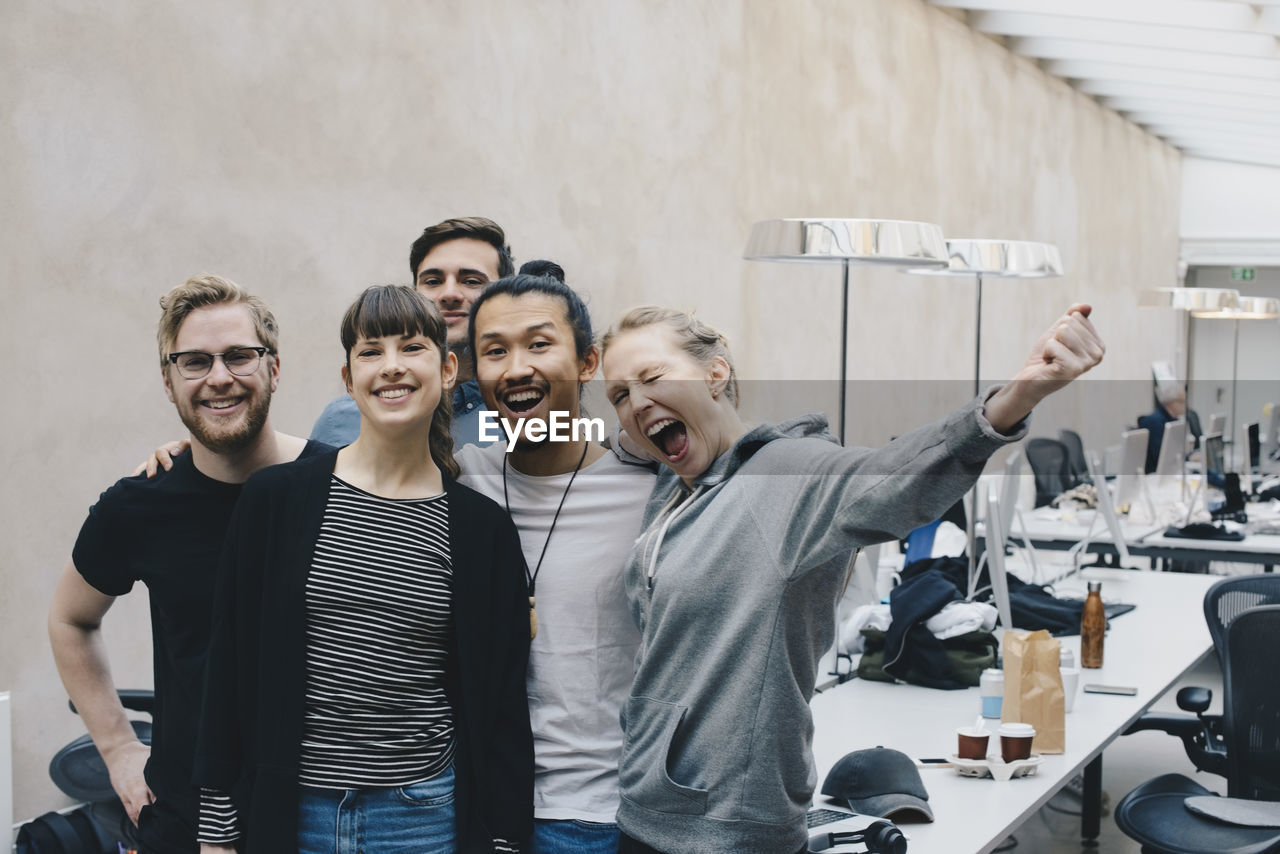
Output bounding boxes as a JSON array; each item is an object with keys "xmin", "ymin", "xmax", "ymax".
[{"xmin": 808, "ymin": 819, "xmax": 907, "ymax": 854}]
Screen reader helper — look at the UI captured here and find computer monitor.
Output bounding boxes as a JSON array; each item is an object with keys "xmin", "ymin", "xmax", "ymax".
[
  {"xmin": 1103, "ymin": 443, "xmax": 1121, "ymax": 478},
  {"xmin": 998, "ymin": 450, "xmax": 1023, "ymax": 538},
  {"xmin": 1086, "ymin": 451, "xmax": 1133, "ymax": 567},
  {"xmin": 1153, "ymin": 418, "xmax": 1188, "ymax": 485},
  {"xmin": 1245, "ymin": 421, "xmax": 1261, "ymax": 471},
  {"xmin": 1204, "ymin": 432, "xmax": 1225, "ymax": 487},
  {"xmin": 1207, "ymin": 413, "xmax": 1227, "ymax": 435},
  {"xmin": 984, "ymin": 492, "xmax": 1014, "ymax": 632},
  {"xmin": 1267, "ymin": 404, "xmax": 1280, "ymax": 461},
  {"xmin": 1115, "ymin": 428, "xmax": 1149, "ymax": 511}
]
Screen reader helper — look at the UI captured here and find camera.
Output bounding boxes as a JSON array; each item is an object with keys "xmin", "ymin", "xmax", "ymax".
[{"xmin": 808, "ymin": 818, "xmax": 907, "ymax": 854}]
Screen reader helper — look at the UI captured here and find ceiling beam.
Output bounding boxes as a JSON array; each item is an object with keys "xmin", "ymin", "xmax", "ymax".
[
  {"xmin": 1121, "ymin": 109, "xmax": 1280, "ymax": 131},
  {"xmin": 969, "ymin": 10, "xmax": 1279, "ymax": 56},
  {"xmin": 1078, "ymin": 80, "xmax": 1280, "ymax": 111},
  {"xmin": 929, "ymin": 0, "xmax": 1261, "ymax": 31},
  {"xmin": 1010, "ymin": 38, "xmax": 1280, "ymax": 79},
  {"xmin": 1045, "ymin": 60, "xmax": 1280, "ymax": 98},
  {"xmin": 1102, "ymin": 95, "xmax": 1280, "ymax": 120}
]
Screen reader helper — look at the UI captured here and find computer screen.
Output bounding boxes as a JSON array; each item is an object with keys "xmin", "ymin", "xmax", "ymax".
[
  {"xmin": 1246, "ymin": 421, "xmax": 1261, "ymax": 470},
  {"xmin": 1154, "ymin": 418, "xmax": 1188, "ymax": 485},
  {"xmin": 1103, "ymin": 443, "xmax": 1121, "ymax": 478},
  {"xmin": 1267, "ymin": 404, "xmax": 1280, "ymax": 461},
  {"xmin": 1115, "ymin": 428, "xmax": 1149, "ymax": 511},
  {"xmin": 1204, "ymin": 433, "xmax": 1225, "ymax": 483},
  {"xmin": 984, "ymin": 492, "xmax": 1014, "ymax": 632},
  {"xmin": 1086, "ymin": 451, "xmax": 1132, "ymax": 566},
  {"xmin": 998, "ymin": 450, "xmax": 1022, "ymax": 539}
]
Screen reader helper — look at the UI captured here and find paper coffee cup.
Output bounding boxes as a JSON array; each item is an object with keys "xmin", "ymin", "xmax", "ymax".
[
  {"xmin": 998, "ymin": 722, "xmax": 1036, "ymax": 762},
  {"xmin": 956, "ymin": 726, "xmax": 990, "ymax": 760}
]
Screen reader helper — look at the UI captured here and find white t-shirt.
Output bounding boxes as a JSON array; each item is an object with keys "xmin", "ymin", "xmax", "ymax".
[{"xmin": 458, "ymin": 442, "xmax": 655, "ymax": 822}]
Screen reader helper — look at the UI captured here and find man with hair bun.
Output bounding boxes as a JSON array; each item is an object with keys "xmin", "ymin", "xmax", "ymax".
[
  {"xmin": 460, "ymin": 261, "xmax": 655, "ymax": 854},
  {"xmin": 48, "ymin": 275, "xmax": 326, "ymax": 853}
]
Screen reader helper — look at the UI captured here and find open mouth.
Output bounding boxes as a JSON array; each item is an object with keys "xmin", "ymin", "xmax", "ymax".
[
  {"xmin": 646, "ymin": 418, "xmax": 689, "ymax": 461},
  {"xmin": 502, "ymin": 388, "xmax": 545, "ymax": 415},
  {"xmin": 200, "ymin": 398, "xmax": 243, "ymax": 412}
]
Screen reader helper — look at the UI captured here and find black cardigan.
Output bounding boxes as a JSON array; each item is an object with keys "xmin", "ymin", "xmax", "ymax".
[{"xmin": 193, "ymin": 450, "xmax": 533, "ymax": 852}]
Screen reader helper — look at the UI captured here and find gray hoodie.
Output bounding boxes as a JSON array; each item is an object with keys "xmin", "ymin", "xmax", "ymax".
[{"xmin": 616, "ymin": 396, "xmax": 1024, "ymax": 853}]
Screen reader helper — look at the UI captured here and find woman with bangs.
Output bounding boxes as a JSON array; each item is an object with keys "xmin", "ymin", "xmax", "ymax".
[{"xmin": 193, "ymin": 285, "xmax": 532, "ymax": 854}]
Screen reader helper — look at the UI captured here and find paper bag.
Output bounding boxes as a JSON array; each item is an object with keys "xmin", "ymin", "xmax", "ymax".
[{"xmin": 1001, "ymin": 630, "xmax": 1065, "ymax": 754}]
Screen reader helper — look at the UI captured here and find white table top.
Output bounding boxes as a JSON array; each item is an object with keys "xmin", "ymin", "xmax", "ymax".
[
  {"xmin": 809, "ymin": 568, "xmax": 1221, "ymax": 854},
  {"xmin": 994, "ymin": 506, "xmax": 1280, "ymax": 562}
]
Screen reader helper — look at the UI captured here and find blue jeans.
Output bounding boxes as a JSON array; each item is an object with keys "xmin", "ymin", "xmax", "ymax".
[
  {"xmin": 530, "ymin": 818, "xmax": 620, "ymax": 854},
  {"xmin": 297, "ymin": 764, "xmax": 456, "ymax": 854}
]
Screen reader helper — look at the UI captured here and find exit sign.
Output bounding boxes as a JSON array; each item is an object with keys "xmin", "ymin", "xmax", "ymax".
[{"xmin": 1232, "ymin": 267, "xmax": 1256, "ymax": 281}]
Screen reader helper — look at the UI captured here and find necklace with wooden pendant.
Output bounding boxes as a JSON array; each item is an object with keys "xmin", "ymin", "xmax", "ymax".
[{"xmin": 503, "ymin": 440, "xmax": 590, "ymax": 640}]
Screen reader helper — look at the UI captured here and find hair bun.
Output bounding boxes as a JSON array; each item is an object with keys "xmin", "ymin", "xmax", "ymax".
[{"xmin": 518, "ymin": 259, "xmax": 566, "ymax": 282}]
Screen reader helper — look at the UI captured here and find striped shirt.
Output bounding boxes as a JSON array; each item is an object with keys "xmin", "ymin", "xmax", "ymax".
[
  {"xmin": 299, "ymin": 476, "xmax": 455, "ymax": 786},
  {"xmin": 198, "ymin": 476, "xmax": 461, "ymax": 845}
]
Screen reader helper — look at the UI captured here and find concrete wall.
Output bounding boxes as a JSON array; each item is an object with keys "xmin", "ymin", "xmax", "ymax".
[{"xmin": 2, "ymin": 0, "xmax": 1181, "ymax": 824}]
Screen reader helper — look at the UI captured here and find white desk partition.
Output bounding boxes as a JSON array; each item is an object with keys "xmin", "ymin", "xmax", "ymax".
[
  {"xmin": 1, "ymin": 692, "xmax": 10, "ymax": 852},
  {"xmin": 1086, "ymin": 451, "xmax": 1135, "ymax": 568},
  {"xmin": 984, "ymin": 492, "xmax": 1014, "ymax": 632},
  {"xmin": 810, "ymin": 569, "xmax": 1219, "ymax": 854},
  {"xmin": 1115, "ymin": 428, "xmax": 1149, "ymax": 511}
]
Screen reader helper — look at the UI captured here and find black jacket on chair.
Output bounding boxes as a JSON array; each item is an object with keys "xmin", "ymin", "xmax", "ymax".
[{"xmin": 193, "ymin": 449, "xmax": 533, "ymax": 853}]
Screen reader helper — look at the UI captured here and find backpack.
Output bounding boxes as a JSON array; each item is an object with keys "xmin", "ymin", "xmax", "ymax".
[{"xmin": 15, "ymin": 807, "xmax": 117, "ymax": 854}]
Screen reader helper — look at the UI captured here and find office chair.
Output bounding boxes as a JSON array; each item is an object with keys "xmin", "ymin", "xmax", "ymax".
[
  {"xmin": 1025, "ymin": 437, "xmax": 1072, "ymax": 507},
  {"xmin": 1124, "ymin": 576, "xmax": 1280, "ymax": 780},
  {"xmin": 37, "ymin": 690, "xmax": 154, "ymax": 849},
  {"xmin": 1058, "ymin": 429, "xmax": 1089, "ymax": 486},
  {"xmin": 1114, "ymin": 604, "xmax": 1280, "ymax": 854}
]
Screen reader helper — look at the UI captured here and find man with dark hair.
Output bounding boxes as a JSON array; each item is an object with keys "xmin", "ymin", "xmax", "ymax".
[
  {"xmin": 311, "ymin": 216, "xmax": 513, "ymax": 447},
  {"xmin": 48, "ymin": 276, "xmax": 327, "ymax": 853},
  {"xmin": 459, "ymin": 263, "xmax": 655, "ymax": 854}
]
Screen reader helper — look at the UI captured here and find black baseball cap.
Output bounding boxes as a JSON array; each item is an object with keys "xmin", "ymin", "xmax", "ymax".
[{"xmin": 820, "ymin": 747, "xmax": 934, "ymax": 822}]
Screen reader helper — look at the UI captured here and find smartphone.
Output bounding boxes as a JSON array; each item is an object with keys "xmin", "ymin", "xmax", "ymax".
[
  {"xmin": 1083, "ymin": 683, "xmax": 1138, "ymax": 696},
  {"xmin": 916, "ymin": 757, "xmax": 952, "ymax": 767}
]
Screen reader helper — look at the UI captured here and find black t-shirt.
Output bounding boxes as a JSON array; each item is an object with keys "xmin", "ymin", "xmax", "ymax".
[{"xmin": 71, "ymin": 441, "xmax": 327, "ymax": 851}]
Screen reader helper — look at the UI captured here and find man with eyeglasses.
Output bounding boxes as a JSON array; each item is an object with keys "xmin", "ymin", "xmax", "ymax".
[{"xmin": 48, "ymin": 274, "xmax": 326, "ymax": 853}]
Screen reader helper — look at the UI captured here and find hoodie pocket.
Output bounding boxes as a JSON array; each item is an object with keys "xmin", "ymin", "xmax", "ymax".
[{"xmin": 620, "ymin": 696, "xmax": 709, "ymax": 815}]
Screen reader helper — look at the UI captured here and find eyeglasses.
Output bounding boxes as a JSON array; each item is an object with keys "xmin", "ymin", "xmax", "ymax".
[{"xmin": 167, "ymin": 347, "xmax": 273, "ymax": 379}]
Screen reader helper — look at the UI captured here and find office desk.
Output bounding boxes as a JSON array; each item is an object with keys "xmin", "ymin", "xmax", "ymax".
[
  {"xmin": 985, "ymin": 509, "xmax": 1280, "ymax": 570},
  {"xmin": 1136, "ymin": 528, "xmax": 1280, "ymax": 568},
  {"xmin": 809, "ymin": 569, "xmax": 1219, "ymax": 854}
]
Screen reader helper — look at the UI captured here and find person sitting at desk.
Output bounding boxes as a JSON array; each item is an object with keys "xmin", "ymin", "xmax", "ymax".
[{"xmin": 1138, "ymin": 385, "xmax": 1201, "ymax": 473}]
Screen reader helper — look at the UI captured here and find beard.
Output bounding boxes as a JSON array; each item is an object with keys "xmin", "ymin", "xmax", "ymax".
[{"xmin": 177, "ymin": 388, "xmax": 272, "ymax": 454}]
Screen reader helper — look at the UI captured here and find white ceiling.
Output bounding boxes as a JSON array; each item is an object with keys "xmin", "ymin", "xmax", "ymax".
[{"xmin": 929, "ymin": 0, "xmax": 1280, "ymax": 170}]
